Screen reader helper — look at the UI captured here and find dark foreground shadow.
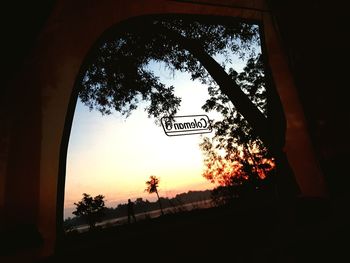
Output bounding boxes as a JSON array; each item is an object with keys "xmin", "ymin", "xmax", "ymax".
[{"xmin": 38, "ymin": 197, "xmax": 349, "ymax": 263}]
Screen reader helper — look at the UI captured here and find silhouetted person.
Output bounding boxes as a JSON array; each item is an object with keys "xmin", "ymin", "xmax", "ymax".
[{"xmin": 127, "ymin": 199, "xmax": 136, "ymax": 224}]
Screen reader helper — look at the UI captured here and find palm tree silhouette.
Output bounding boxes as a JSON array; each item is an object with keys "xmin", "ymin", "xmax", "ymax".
[{"xmin": 145, "ymin": 175, "xmax": 164, "ymax": 216}]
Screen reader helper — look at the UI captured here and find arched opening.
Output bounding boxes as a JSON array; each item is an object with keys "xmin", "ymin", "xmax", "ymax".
[
  {"xmin": 57, "ymin": 14, "xmax": 296, "ymax": 256},
  {"xmin": 1, "ymin": 1, "xmax": 330, "ymax": 261}
]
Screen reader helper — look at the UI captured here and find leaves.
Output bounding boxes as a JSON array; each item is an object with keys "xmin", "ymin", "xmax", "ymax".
[
  {"xmin": 78, "ymin": 17, "xmax": 259, "ymax": 122},
  {"xmin": 77, "ymin": 16, "xmax": 275, "ymax": 198},
  {"xmin": 145, "ymin": 175, "xmax": 164, "ymax": 215},
  {"xmin": 73, "ymin": 193, "xmax": 106, "ymax": 229},
  {"xmin": 145, "ymin": 175, "xmax": 160, "ymax": 194},
  {"xmin": 200, "ymin": 55, "xmax": 275, "ymax": 193}
]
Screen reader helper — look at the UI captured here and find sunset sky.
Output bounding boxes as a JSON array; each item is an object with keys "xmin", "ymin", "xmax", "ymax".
[{"xmin": 64, "ymin": 50, "xmax": 254, "ymax": 219}]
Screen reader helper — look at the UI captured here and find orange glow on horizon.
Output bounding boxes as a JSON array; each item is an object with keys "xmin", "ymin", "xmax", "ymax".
[{"xmin": 202, "ymin": 152, "xmax": 275, "ymax": 187}]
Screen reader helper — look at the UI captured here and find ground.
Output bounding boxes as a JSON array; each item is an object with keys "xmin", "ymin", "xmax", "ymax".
[{"xmin": 39, "ymin": 197, "xmax": 349, "ymax": 262}]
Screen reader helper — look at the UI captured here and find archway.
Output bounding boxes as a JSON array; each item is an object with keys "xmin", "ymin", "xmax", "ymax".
[
  {"xmin": 56, "ymin": 10, "xmax": 326, "ymax": 254},
  {"xmin": 1, "ymin": 1, "xmax": 327, "ymax": 260}
]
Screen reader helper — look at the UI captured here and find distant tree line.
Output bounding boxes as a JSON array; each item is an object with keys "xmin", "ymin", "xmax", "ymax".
[{"xmin": 64, "ymin": 190, "xmax": 211, "ymax": 229}]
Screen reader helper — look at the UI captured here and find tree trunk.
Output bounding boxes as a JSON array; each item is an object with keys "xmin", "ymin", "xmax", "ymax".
[
  {"xmin": 155, "ymin": 190, "xmax": 164, "ymax": 216},
  {"xmin": 153, "ymin": 25, "xmax": 300, "ymax": 199}
]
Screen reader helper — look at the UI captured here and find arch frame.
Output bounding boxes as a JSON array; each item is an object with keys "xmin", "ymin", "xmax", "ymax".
[{"xmin": 1, "ymin": 0, "xmax": 327, "ymax": 260}]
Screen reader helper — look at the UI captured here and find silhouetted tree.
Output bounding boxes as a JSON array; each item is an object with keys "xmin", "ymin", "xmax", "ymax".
[
  {"xmin": 79, "ymin": 17, "xmax": 299, "ymax": 198},
  {"xmin": 73, "ymin": 193, "xmax": 106, "ymax": 230},
  {"xmin": 200, "ymin": 55, "xmax": 276, "ymax": 200},
  {"xmin": 79, "ymin": 17, "xmax": 263, "ymax": 135},
  {"xmin": 145, "ymin": 175, "xmax": 164, "ymax": 215}
]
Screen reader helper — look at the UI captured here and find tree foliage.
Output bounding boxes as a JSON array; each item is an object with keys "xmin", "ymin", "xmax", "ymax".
[
  {"xmin": 73, "ymin": 193, "xmax": 106, "ymax": 230},
  {"xmin": 200, "ymin": 55, "xmax": 275, "ymax": 200},
  {"xmin": 145, "ymin": 175, "xmax": 160, "ymax": 194},
  {"xmin": 78, "ymin": 16, "xmax": 299, "ymax": 199},
  {"xmin": 78, "ymin": 17, "xmax": 259, "ymax": 122},
  {"xmin": 145, "ymin": 175, "xmax": 164, "ymax": 215}
]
